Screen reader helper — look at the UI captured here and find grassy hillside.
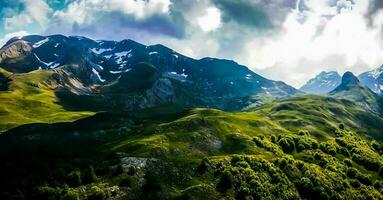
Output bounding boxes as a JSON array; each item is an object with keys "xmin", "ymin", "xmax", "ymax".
[
  {"xmin": 1, "ymin": 95, "xmax": 383, "ymax": 199},
  {"xmin": 253, "ymin": 95, "xmax": 383, "ymax": 140},
  {"xmin": 0, "ymin": 67, "xmax": 94, "ymax": 132}
]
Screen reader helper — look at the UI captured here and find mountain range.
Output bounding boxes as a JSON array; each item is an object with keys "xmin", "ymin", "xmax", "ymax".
[
  {"xmin": 1, "ymin": 35, "xmax": 383, "ymax": 200},
  {"xmin": 301, "ymin": 66, "xmax": 383, "ymax": 95},
  {"xmin": 0, "ymin": 35, "xmax": 300, "ymax": 112}
]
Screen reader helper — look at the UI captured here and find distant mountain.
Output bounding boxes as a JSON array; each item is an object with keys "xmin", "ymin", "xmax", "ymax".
[
  {"xmin": 300, "ymin": 71, "xmax": 341, "ymax": 94},
  {"xmin": 301, "ymin": 68, "xmax": 383, "ymax": 97},
  {"xmin": 0, "ymin": 34, "xmax": 300, "ymax": 111},
  {"xmin": 358, "ymin": 65, "xmax": 383, "ymax": 95},
  {"xmin": 329, "ymin": 71, "xmax": 383, "ymax": 114}
]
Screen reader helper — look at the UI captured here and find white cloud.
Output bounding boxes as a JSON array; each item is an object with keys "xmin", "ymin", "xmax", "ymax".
[
  {"xmin": 156, "ymin": 32, "xmax": 221, "ymax": 59},
  {"xmin": 0, "ymin": 31, "xmax": 29, "ymax": 47},
  {"xmin": 52, "ymin": 0, "xmax": 172, "ymax": 26},
  {"xmin": 235, "ymin": 0, "xmax": 383, "ymax": 87},
  {"xmin": 197, "ymin": 7, "xmax": 222, "ymax": 32},
  {"xmin": 4, "ymin": 0, "xmax": 52, "ymax": 31}
]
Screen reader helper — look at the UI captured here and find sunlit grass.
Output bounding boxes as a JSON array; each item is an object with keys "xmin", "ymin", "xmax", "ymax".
[{"xmin": 0, "ymin": 68, "xmax": 94, "ymax": 132}]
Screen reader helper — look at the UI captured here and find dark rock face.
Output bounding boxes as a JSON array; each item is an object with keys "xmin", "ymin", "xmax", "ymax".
[
  {"xmin": 341, "ymin": 71, "xmax": 359, "ymax": 86},
  {"xmin": 330, "ymin": 71, "xmax": 363, "ymax": 93},
  {"xmin": 330, "ymin": 71, "xmax": 362, "ymax": 93},
  {"xmin": 0, "ymin": 41, "xmax": 38, "ymax": 73}
]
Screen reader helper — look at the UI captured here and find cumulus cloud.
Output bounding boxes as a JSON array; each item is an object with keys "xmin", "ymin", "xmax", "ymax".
[
  {"xmin": 235, "ymin": 0, "xmax": 383, "ymax": 87},
  {"xmin": 367, "ymin": 0, "xmax": 383, "ymax": 17},
  {"xmin": 212, "ymin": 0, "xmax": 295, "ymax": 29},
  {"xmin": 4, "ymin": 0, "xmax": 52, "ymax": 31},
  {"xmin": 52, "ymin": 0, "xmax": 171, "ymax": 24},
  {"xmin": 45, "ymin": 0, "xmax": 186, "ymax": 40},
  {"xmin": 197, "ymin": 7, "xmax": 222, "ymax": 32}
]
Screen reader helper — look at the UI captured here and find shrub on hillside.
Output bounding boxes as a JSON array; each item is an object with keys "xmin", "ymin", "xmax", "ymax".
[
  {"xmin": 142, "ymin": 172, "xmax": 162, "ymax": 199},
  {"xmin": 352, "ymin": 153, "xmax": 381, "ymax": 172},
  {"xmin": 32, "ymin": 186, "xmax": 60, "ymax": 200},
  {"xmin": 319, "ymin": 143, "xmax": 336, "ymax": 156},
  {"xmin": 62, "ymin": 188, "xmax": 79, "ymax": 200},
  {"xmin": 87, "ymin": 186, "xmax": 106, "ymax": 200},
  {"xmin": 344, "ymin": 159, "xmax": 352, "ymax": 167},
  {"xmin": 296, "ymin": 137, "xmax": 318, "ymax": 152},
  {"xmin": 216, "ymin": 170, "xmax": 233, "ymax": 193},
  {"xmin": 298, "ymin": 130, "xmax": 310, "ymax": 136},
  {"xmin": 119, "ymin": 176, "xmax": 133, "ymax": 187},
  {"xmin": 278, "ymin": 137, "xmax": 295, "ymax": 153},
  {"xmin": 66, "ymin": 169, "xmax": 82, "ymax": 187},
  {"xmin": 82, "ymin": 165, "xmax": 97, "ymax": 184},
  {"xmin": 231, "ymin": 155, "xmax": 244, "ymax": 165},
  {"xmin": 371, "ymin": 140, "xmax": 381, "ymax": 151},
  {"xmin": 338, "ymin": 147, "xmax": 351, "ymax": 157}
]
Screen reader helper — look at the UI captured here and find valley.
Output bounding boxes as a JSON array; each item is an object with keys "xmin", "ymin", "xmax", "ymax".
[{"xmin": 0, "ymin": 35, "xmax": 383, "ymax": 200}]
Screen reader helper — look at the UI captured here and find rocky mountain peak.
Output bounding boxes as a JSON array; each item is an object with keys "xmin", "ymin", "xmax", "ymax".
[
  {"xmin": 0, "ymin": 40, "xmax": 33, "ymax": 63},
  {"xmin": 329, "ymin": 71, "xmax": 382, "ymax": 114},
  {"xmin": 341, "ymin": 71, "xmax": 360, "ymax": 86}
]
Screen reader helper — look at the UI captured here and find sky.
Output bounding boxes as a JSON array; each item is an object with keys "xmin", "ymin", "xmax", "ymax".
[{"xmin": 1, "ymin": 0, "xmax": 383, "ymax": 87}]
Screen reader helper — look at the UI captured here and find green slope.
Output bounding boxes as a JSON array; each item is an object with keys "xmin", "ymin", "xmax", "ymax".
[
  {"xmin": 1, "ymin": 94, "xmax": 383, "ymax": 199},
  {"xmin": 0, "ymin": 67, "xmax": 94, "ymax": 132},
  {"xmin": 252, "ymin": 95, "xmax": 383, "ymax": 139}
]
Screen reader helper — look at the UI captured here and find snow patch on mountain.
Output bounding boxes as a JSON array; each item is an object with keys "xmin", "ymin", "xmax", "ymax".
[
  {"xmin": 94, "ymin": 64, "xmax": 104, "ymax": 71},
  {"xmin": 91, "ymin": 48, "xmax": 113, "ymax": 54},
  {"xmin": 369, "ymin": 67, "xmax": 383, "ymax": 79},
  {"xmin": 164, "ymin": 71, "xmax": 188, "ymax": 82},
  {"xmin": 34, "ymin": 53, "xmax": 58, "ymax": 68},
  {"xmin": 109, "ymin": 69, "xmax": 131, "ymax": 74},
  {"xmin": 33, "ymin": 38, "xmax": 49, "ymax": 48},
  {"xmin": 92, "ymin": 68, "xmax": 105, "ymax": 82},
  {"xmin": 114, "ymin": 50, "xmax": 132, "ymax": 65},
  {"xmin": 115, "ymin": 51, "xmax": 131, "ymax": 58},
  {"xmin": 50, "ymin": 63, "xmax": 60, "ymax": 69}
]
